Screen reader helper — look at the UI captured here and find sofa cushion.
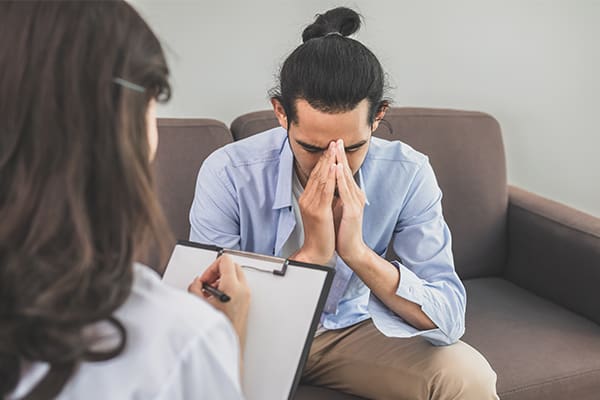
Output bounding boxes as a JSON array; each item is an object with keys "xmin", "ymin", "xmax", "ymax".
[
  {"xmin": 231, "ymin": 108, "xmax": 508, "ymax": 279},
  {"xmin": 463, "ymin": 277, "xmax": 600, "ymax": 400},
  {"xmin": 295, "ymin": 278, "xmax": 600, "ymax": 400},
  {"xmin": 154, "ymin": 118, "xmax": 233, "ymax": 241},
  {"xmin": 230, "ymin": 110, "xmax": 279, "ymax": 141}
]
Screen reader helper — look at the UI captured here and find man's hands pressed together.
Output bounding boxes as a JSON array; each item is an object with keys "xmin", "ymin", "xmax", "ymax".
[
  {"xmin": 332, "ymin": 139, "xmax": 369, "ymax": 266},
  {"xmin": 291, "ymin": 138, "xmax": 437, "ymax": 331},
  {"xmin": 293, "ymin": 138, "xmax": 369, "ymax": 265},
  {"xmin": 292, "ymin": 141, "xmax": 337, "ymax": 265}
]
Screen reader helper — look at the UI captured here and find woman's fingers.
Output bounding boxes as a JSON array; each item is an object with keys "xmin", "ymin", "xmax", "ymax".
[
  {"xmin": 198, "ymin": 257, "xmax": 222, "ymax": 285},
  {"xmin": 188, "ymin": 277, "xmax": 208, "ymax": 298},
  {"xmin": 195, "ymin": 255, "xmax": 238, "ymax": 292},
  {"xmin": 234, "ymin": 261, "xmax": 247, "ymax": 284},
  {"xmin": 215, "ymin": 254, "xmax": 238, "ymax": 285}
]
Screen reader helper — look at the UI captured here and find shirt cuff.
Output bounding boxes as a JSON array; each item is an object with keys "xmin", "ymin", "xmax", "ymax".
[
  {"xmin": 392, "ymin": 260, "xmax": 426, "ymax": 305},
  {"xmin": 367, "ymin": 260, "xmax": 458, "ymax": 346},
  {"xmin": 367, "ymin": 259, "xmax": 431, "ymax": 338}
]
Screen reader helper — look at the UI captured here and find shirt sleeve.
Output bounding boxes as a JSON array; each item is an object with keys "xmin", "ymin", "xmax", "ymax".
[
  {"xmin": 368, "ymin": 158, "xmax": 466, "ymax": 346},
  {"xmin": 189, "ymin": 152, "xmax": 242, "ymax": 249},
  {"xmin": 155, "ymin": 315, "xmax": 245, "ymax": 400}
]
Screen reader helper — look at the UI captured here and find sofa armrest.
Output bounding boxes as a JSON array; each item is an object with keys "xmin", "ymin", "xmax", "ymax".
[{"xmin": 505, "ymin": 185, "xmax": 600, "ymax": 325}]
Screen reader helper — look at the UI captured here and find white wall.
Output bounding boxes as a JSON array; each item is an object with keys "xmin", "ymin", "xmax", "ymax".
[{"xmin": 132, "ymin": 0, "xmax": 600, "ymax": 217}]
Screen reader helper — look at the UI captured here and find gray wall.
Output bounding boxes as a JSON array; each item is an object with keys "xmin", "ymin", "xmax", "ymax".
[{"xmin": 132, "ymin": 0, "xmax": 600, "ymax": 217}]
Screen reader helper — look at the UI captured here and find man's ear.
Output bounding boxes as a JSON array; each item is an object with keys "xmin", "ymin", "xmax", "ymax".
[
  {"xmin": 271, "ymin": 98, "xmax": 289, "ymax": 130},
  {"xmin": 371, "ymin": 102, "xmax": 389, "ymax": 132}
]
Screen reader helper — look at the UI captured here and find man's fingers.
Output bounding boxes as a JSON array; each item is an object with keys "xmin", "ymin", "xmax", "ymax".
[
  {"xmin": 335, "ymin": 163, "xmax": 353, "ymax": 202},
  {"xmin": 337, "ymin": 162, "xmax": 366, "ymax": 208},
  {"xmin": 309, "ymin": 143, "xmax": 336, "ymax": 182},
  {"xmin": 303, "ymin": 142, "xmax": 336, "ymax": 200},
  {"xmin": 316, "ymin": 143, "xmax": 336, "ymax": 190},
  {"xmin": 308, "ymin": 145, "xmax": 329, "ymax": 179},
  {"xmin": 336, "ymin": 139, "xmax": 350, "ymax": 169},
  {"xmin": 320, "ymin": 163, "xmax": 337, "ymax": 204},
  {"xmin": 335, "ymin": 139, "xmax": 359, "ymax": 200}
]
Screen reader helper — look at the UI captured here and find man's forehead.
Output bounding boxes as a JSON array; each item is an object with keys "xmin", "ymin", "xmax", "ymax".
[
  {"xmin": 290, "ymin": 122, "xmax": 370, "ymax": 148},
  {"xmin": 291, "ymin": 99, "xmax": 371, "ymax": 144}
]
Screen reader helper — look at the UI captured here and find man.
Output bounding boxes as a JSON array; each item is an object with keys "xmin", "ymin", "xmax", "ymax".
[{"xmin": 190, "ymin": 6, "xmax": 498, "ymax": 399}]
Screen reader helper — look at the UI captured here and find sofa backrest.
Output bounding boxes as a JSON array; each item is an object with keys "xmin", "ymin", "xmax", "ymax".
[
  {"xmin": 154, "ymin": 118, "xmax": 233, "ymax": 242},
  {"xmin": 230, "ymin": 108, "xmax": 508, "ymax": 279}
]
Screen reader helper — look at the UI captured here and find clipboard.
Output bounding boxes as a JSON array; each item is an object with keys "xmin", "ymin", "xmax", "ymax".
[{"xmin": 162, "ymin": 240, "xmax": 335, "ymax": 400}]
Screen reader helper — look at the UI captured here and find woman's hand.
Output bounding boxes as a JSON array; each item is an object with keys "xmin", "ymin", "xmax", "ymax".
[{"xmin": 188, "ymin": 255, "xmax": 251, "ymax": 353}]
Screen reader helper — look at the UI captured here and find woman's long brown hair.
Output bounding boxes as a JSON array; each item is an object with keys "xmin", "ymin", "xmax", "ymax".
[{"xmin": 0, "ymin": 1, "xmax": 173, "ymax": 396}]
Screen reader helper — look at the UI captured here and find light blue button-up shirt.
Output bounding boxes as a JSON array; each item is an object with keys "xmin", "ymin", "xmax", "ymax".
[{"xmin": 190, "ymin": 127, "xmax": 466, "ymax": 346}]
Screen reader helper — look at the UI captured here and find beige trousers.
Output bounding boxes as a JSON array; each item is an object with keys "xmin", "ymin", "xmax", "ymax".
[{"xmin": 302, "ymin": 319, "xmax": 499, "ymax": 400}]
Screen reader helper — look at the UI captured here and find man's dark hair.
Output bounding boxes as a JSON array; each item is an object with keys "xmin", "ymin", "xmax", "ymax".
[{"xmin": 270, "ymin": 7, "xmax": 390, "ymax": 127}]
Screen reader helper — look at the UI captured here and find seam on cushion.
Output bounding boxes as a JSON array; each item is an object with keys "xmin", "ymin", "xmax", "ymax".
[
  {"xmin": 236, "ymin": 112, "xmax": 499, "ymax": 132},
  {"xmin": 500, "ymin": 367, "xmax": 600, "ymax": 396},
  {"xmin": 241, "ymin": 117, "xmax": 277, "ymax": 132},
  {"xmin": 236, "ymin": 111, "xmax": 495, "ymax": 120},
  {"xmin": 231, "ymin": 118, "xmax": 277, "ymax": 140},
  {"xmin": 387, "ymin": 113, "xmax": 497, "ymax": 121},
  {"xmin": 391, "ymin": 113, "xmax": 491, "ymax": 118},
  {"xmin": 510, "ymin": 202, "xmax": 600, "ymax": 239}
]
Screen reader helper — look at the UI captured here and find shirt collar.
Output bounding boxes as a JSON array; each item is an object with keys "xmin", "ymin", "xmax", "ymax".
[
  {"xmin": 357, "ymin": 167, "xmax": 370, "ymax": 206},
  {"xmin": 273, "ymin": 135, "xmax": 294, "ymax": 210}
]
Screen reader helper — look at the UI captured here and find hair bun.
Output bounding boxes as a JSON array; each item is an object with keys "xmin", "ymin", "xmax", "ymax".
[{"xmin": 301, "ymin": 7, "xmax": 362, "ymax": 43}]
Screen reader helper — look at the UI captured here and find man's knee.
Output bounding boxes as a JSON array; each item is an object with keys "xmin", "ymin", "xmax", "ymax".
[{"xmin": 428, "ymin": 341, "xmax": 498, "ymax": 400}]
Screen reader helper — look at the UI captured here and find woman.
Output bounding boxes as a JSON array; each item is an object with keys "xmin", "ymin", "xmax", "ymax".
[
  {"xmin": 190, "ymin": 6, "xmax": 499, "ymax": 399},
  {"xmin": 0, "ymin": 1, "xmax": 249, "ymax": 399}
]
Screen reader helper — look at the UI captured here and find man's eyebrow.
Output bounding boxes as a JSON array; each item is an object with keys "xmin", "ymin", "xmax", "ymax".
[
  {"xmin": 296, "ymin": 139, "xmax": 368, "ymax": 152},
  {"xmin": 344, "ymin": 140, "xmax": 368, "ymax": 151},
  {"xmin": 296, "ymin": 140, "xmax": 327, "ymax": 152}
]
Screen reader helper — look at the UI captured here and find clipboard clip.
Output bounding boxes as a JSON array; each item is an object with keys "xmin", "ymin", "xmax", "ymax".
[
  {"xmin": 273, "ymin": 259, "xmax": 289, "ymax": 276},
  {"xmin": 175, "ymin": 241, "xmax": 291, "ymax": 276},
  {"xmin": 218, "ymin": 248, "xmax": 289, "ymax": 277}
]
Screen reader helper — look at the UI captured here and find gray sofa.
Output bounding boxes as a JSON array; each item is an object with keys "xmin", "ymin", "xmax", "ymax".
[{"xmin": 153, "ymin": 108, "xmax": 600, "ymax": 400}]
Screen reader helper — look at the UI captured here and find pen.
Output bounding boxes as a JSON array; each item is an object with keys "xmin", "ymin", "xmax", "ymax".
[{"xmin": 202, "ymin": 282, "xmax": 231, "ymax": 302}]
